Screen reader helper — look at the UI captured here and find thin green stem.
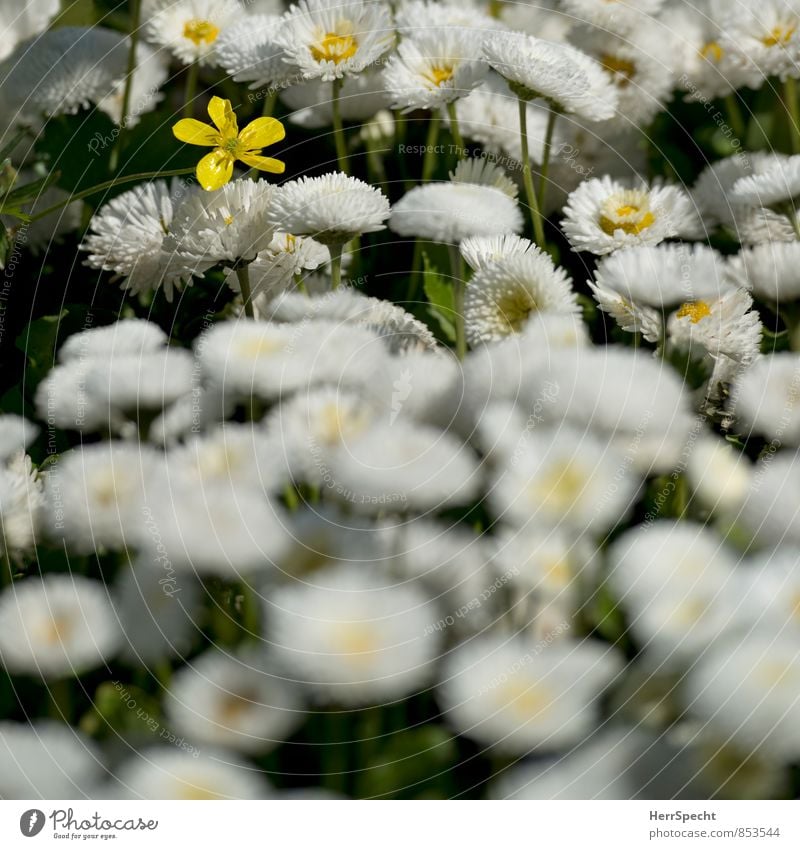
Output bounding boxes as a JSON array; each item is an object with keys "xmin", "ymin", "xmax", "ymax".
[
  {"xmin": 517, "ymin": 97, "xmax": 546, "ymax": 248},
  {"xmin": 331, "ymin": 78, "xmax": 349, "ymax": 174},
  {"xmin": 724, "ymin": 93, "xmax": 746, "ymax": 142},
  {"xmin": 182, "ymin": 61, "xmax": 199, "ymax": 119},
  {"xmin": 238, "ymin": 581, "xmax": 260, "ymax": 637},
  {"xmin": 421, "ymin": 113, "xmax": 441, "ymax": 182},
  {"xmin": 236, "ymin": 263, "xmax": 254, "ymax": 318},
  {"xmin": 48, "ymin": 679, "xmax": 72, "ymax": 723},
  {"xmin": 109, "ymin": 0, "xmax": 141, "ymax": 173},
  {"xmin": 329, "ymin": 241, "xmax": 344, "ymax": 289},
  {"xmin": 786, "ymin": 77, "xmax": 800, "ymax": 154},
  {"xmin": 446, "ymin": 101, "xmax": 466, "ymax": 158},
  {"xmin": 29, "ymin": 167, "xmax": 195, "ymax": 222},
  {"xmin": 537, "ymin": 108, "xmax": 558, "ymax": 213},
  {"xmin": 448, "ymin": 244, "xmax": 467, "ymax": 360}
]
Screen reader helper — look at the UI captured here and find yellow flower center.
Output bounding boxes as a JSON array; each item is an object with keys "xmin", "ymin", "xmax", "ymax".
[
  {"xmin": 310, "ymin": 31, "xmax": 358, "ymax": 64},
  {"xmin": 497, "ymin": 679, "xmax": 553, "ymax": 721},
  {"xmin": 218, "ymin": 688, "xmax": 258, "ymax": 723},
  {"xmin": 183, "ymin": 19, "xmax": 220, "ymax": 46},
  {"xmin": 38, "ymin": 613, "xmax": 73, "ymax": 646},
  {"xmin": 600, "ymin": 54, "xmax": 636, "ymax": 87},
  {"xmin": 223, "ymin": 214, "xmax": 234, "ymax": 226},
  {"xmin": 530, "ymin": 460, "xmax": 585, "ymax": 513},
  {"xmin": 543, "ymin": 557, "xmax": 572, "ymax": 588},
  {"xmin": 494, "ymin": 290, "xmax": 537, "ymax": 334},
  {"xmin": 424, "ymin": 63, "xmax": 456, "ymax": 87},
  {"xmin": 762, "ymin": 23, "xmax": 796, "ymax": 47},
  {"xmin": 598, "ymin": 195, "xmax": 656, "ymax": 236},
  {"xmin": 334, "ymin": 623, "xmax": 379, "ymax": 664},
  {"xmin": 238, "ymin": 335, "xmax": 283, "ymax": 357},
  {"xmin": 676, "ymin": 300, "xmax": 712, "ymax": 324},
  {"xmin": 700, "ymin": 41, "xmax": 724, "ymax": 62}
]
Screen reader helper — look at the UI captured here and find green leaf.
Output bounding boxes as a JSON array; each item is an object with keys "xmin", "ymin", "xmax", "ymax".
[
  {"xmin": 1, "ymin": 170, "xmax": 59, "ymax": 211},
  {"xmin": 422, "ymin": 252, "xmax": 456, "ymax": 342},
  {"xmin": 0, "ymin": 224, "xmax": 10, "ymax": 269}
]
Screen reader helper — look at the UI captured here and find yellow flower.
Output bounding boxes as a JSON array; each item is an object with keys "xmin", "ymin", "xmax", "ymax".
[{"xmin": 172, "ymin": 96, "xmax": 285, "ymax": 191}]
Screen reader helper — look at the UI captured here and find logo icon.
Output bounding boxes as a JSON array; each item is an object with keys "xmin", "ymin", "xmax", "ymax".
[{"xmin": 19, "ymin": 810, "xmax": 45, "ymax": 837}]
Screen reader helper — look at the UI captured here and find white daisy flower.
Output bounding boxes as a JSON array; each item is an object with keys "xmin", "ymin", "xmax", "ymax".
[
  {"xmin": 114, "ymin": 558, "xmax": 203, "ymax": 664},
  {"xmin": 58, "ymin": 319, "xmax": 168, "ymax": 364},
  {"xmin": 263, "ymin": 385, "xmax": 381, "ymax": 485},
  {"xmin": 667, "ymin": 288, "xmax": 763, "ymax": 383},
  {"xmin": 540, "ymin": 346, "xmax": 696, "ymax": 474},
  {"xmin": 686, "ymin": 633, "xmax": 800, "ymax": 760},
  {"xmin": 460, "ymin": 233, "xmax": 536, "ymax": 273},
  {"xmin": 167, "ymin": 423, "xmax": 285, "ymax": 494},
  {"xmin": 379, "ymin": 350, "xmax": 463, "ymax": 428},
  {"xmin": 225, "ymin": 231, "xmax": 329, "ymax": 302},
  {"xmin": 719, "ymin": 0, "xmax": 800, "ymax": 83},
  {"xmin": 35, "ymin": 359, "xmax": 119, "ymax": 434},
  {"xmin": 731, "ymin": 353, "xmax": 800, "ymax": 445},
  {"xmin": 450, "ymin": 156, "xmax": 519, "ymax": 199},
  {"xmin": 740, "ymin": 452, "xmax": 800, "ymax": 546},
  {"xmin": 0, "ymin": 26, "xmax": 128, "ymax": 120},
  {"xmin": 82, "ymin": 179, "xmax": 202, "ymax": 301},
  {"xmin": 140, "ymin": 481, "xmax": 290, "ymax": 577},
  {"xmin": 575, "ymin": 23, "xmax": 676, "ymax": 129},
  {"xmin": 274, "ymin": 0, "xmax": 394, "ymax": 82},
  {"xmin": 0, "ymin": 721, "xmax": 102, "ymax": 799},
  {"xmin": 560, "ymin": 0, "xmax": 666, "ymax": 34},
  {"xmin": 0, "ymin": 415, "xmax": 38, "ymax": 461},
  {"xmin": 591, "ymin": 243, "xmax": 731, "ymax": 310},
  {"xmin": 465, "ymin": 249, "xmax": 579, "ymax": 346},
  {"xmin": 0, "ymin": 0, "xmax": 60, "ymax": 63},
  {"xmin": 390, "ymin": 182, "xmax": 523, "ymax": 244},
  {"xmin": 0, "ymin": 575, "xmax": 120, "ymax": 677},
  {"xmin": 484, "ymin": 32, "xmax": 619, "ymax": 122},
  {"xmin": 439, "ymin": 633, "xmax": 623, "ymax": 755},
  {"xmin": 728, "ymin": 241, "xmax": 800, "ymax": 301},
  {"xmin": 266, "ymin": 172, "xmax": 390, "ymax": 244},
  {"xmin": 499, "ymin": 0, "xmax": 573, "ymax": 42},
  {"xmin": 215, "ymin": 13, "xmax": 289, "ymax": 89},
  {"xmin": 196, "ymin": 318, "xmax": 385, "ymax": 402},
  {"xmin": 166, "ymin": 649, "xmax": 304, "ymax": 754},
  {"xmin": 327, "ymin": 420, "xmax": 481, "ymax": 513},
  {"xmin": 741, "ymin": 548, "xmax": 800, "ymax": 639},
  {"xmin": 383, "ymin": 27, "xmax": 487, "ymax": 112},
  {"xmin": 562, "ymin": 176, "xmax": 702, "ymax": 255},
  {"xmin": 268, "ymin": 564, "xmax": 441, "ymax": 705},
  {"xmin": 145, "ymin": 0, "xmax": 242, "ymax": 67},
  {"xmin": 490, "ymin": 424, "xmax": 638, "ymax": 534},
  {"xmin": 686, "ymin": 435, "xmax": 752, "ymax": 515},
  {"xmin": 0, "ymin": 453, "xmax": 44, "ymax": 561},
  {"xmin": 111, "ymin": 748, "xmax": 271, "ymax": 799},
  {"xmin": 731, "ymin": 153, "xmax": 800, "ymax": 211},
  {"xmin": 43, "ymin": 443, "xmax": 161, "ymax": 553},
  {"xmin": 167, "ymin": 178, "xmax": 277, "ymax": 269}
]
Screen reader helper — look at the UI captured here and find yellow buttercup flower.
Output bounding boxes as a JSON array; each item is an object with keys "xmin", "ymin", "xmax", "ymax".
[{"xmin": 172, "ymin": 96, "xmax": 285, "ymax": 191}]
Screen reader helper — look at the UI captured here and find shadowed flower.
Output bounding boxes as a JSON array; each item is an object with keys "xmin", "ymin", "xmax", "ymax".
[{"xmin": 173, "ymin": 95, "xmax": 285, "ymax": 190}]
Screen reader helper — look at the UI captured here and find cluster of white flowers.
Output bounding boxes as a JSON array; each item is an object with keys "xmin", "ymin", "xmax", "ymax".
[{"xmin": 4, "ymin": 0, "xmax": 800, "ymax": 805}]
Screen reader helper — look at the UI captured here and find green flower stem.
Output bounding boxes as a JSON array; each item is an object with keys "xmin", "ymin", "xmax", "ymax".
[
  {"xmin": 182, "ymin": 61, "xmax": 199, "ymax": 119},
  {"xmin": 724, "ymin": 93, "xmax": 746, "ymax": 142},
  {"xmin": 28, "ymin": 166, "xmax": 195, "ymax": 223},
  {"xmin": 48, "ymin": 679, "xmax": 72, "ymax": 723},
  {"xmin": 537, "ymin": 107, "xmax": 559, "ymax": 214},
  {"xmin": 331, "ymin": 78, "xmax": 349, "ymax": 174},
  {"xmin": 448, "ymin": 244, "xmax": 467, "ymax": 360},
  {"xmin": 109, "ymin": 0, "xmax": 141, "ymax": 173},
  {"xmin": 329, "ymin": 241, "xmax": 344, "ymax": 289},
  {"xmin": 238, "ymin": 581, "xmax": 260, "ymax": 637},
  {"xmin": 446, "ymin": 101, "xmax": 466, "ymax": 158},
  {"xmin": 786, "ymin": 77, "xmax": 800, "ymax": 154},
  {"xmin": 517, "ymin": 96, "xmax": 546, "ymax": 248},
  {"xmin": 421, "ymin": 113, "xmax": 441, "ymax": 182},
  {"xmin": 235, "ymin": 263, "xmax": 255, "ymax": 319}
]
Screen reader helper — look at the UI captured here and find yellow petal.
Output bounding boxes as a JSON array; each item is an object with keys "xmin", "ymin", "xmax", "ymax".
[
  {"xmin": 239, "ymin": 152, "xmax": 286, "ymax": 174},
  {"xmin": 196, "ymin": 149, "xmax": 235, "ymax": 191},
  {"xmin": 208, "ymin": 96, "xmax": 238, "ymax": 137},
  {"xmin": 238, "ymin": 117, "xmax": 286, "ymax": 151},
  {"xmin": 172, "ymin": 118, "xmax": 218, "ymax": 146}
]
